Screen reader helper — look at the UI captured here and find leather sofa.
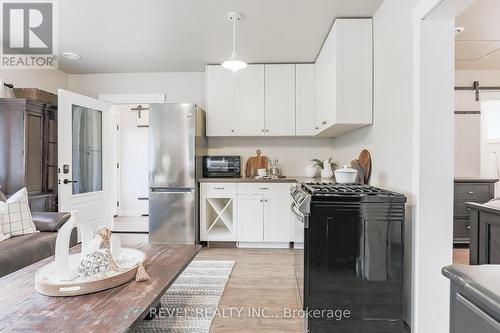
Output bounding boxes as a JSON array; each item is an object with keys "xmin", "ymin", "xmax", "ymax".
[{"xmin": 0, "ymin": 212, "xmax": 78, "ymax": 278}]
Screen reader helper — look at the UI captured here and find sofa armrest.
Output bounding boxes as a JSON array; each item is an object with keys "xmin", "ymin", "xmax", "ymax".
[{"xmin": 32, "ymin": 212, "xmax": 72, "ymax": 232}]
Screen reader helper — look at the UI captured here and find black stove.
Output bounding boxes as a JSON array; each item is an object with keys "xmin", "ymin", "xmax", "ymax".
[{"xmin": 291, "ymin": 182, "xmax": 407, "ymax": 333}]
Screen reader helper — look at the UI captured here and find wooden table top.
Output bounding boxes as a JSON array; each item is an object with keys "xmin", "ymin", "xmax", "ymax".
[{"xmin": 0, "ymin": 243, "xmax": 201, "ymax": 333}]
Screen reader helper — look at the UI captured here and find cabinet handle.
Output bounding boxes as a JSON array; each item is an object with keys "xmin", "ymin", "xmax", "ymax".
[
  {"xmin": 467, "ymin": 208, "xmax": 471, "ymax": 212},
  {"xmin": 213, "ymin": 187, "xmax": 225, "ymax": 190},
  {"xmin": 230, "ymin": 129, "xmax": 235, "ymax": 133},
  {"xmin": 260, "ymin": 199, "xmax": 263, "ymax": 202},
  {"xmin": 261, "ymin": 129, "xmax": 265, "ymax": 132},
  {"xmin": 466, "ymin": 225, "xmax": 471, "ymax": 230},
  {"xmin": 315, "ymin": 126, "xmax": 319, "ymax": 129},
  {"xmin": 264, "ymin": 199, "xmax": 268, "ymax": 202},
  {"xmin": 322, "ymin": 121, "xmax": 327, "ymax": 125},
  {"xmin": 266, "ymin": 129, "xmax": 269, "ymax": 133},
  {"xmin": 468, "ymin": 191, "xmax": 475, "ymax": 195},
  {"xmin": 258, "ymin": 187, "xmax": 269, "ymax": 190}
]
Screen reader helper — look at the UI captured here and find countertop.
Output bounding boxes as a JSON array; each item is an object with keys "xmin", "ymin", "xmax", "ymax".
[
  {"xmin": 443, "ymin": 264, "xmax": 500, "ymax": 319},
  {"xmin": 198, "ymin": 177, "xmax": 335, "ymax": 184},
  {"xmin": 454, "ymin": 177, "xmax": 499, "ymax": 183}
]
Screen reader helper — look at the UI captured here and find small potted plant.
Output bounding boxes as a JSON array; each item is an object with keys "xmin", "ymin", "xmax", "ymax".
[{"xmin": 308, "ymin": 158, "xmax": 337, "ymax": 179}]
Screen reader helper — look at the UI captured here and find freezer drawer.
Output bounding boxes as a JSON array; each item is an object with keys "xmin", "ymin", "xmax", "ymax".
[{"xmin": 149, "ymin": 189, "xmax": 196, "ymax": 244}]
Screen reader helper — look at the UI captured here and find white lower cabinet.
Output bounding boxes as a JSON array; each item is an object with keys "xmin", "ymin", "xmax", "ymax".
[
  {"xmin": 237, "ymin": 194, "xmax": 264, "ymax": 242},
  {"xmin": 200, "ymin": 182, "xmax": 295, "ymax": 248},
  {"xmin": 200, "ymin": 184, "xmax": 237, "ymax": 241},
  {"xmin": 263, "ymin": 195, "xmax": 292, "ymax": 242}
]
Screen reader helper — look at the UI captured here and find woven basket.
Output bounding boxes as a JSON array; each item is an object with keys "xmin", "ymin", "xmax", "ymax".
[{"xmin": 14, "ymin": 88, "xmax": 57, "ymax": 106}]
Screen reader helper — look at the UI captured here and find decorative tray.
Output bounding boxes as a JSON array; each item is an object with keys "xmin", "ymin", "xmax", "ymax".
[{"xmin": 35, "ymin": 248, "xmax": 145, "ymax": 297}]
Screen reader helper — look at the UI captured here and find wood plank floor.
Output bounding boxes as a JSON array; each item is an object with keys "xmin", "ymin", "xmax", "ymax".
[
  {"xmin": 195, "ymin": 248, "xmax": 304, "ymax": 333},
  {"xmin": 453, "ymin": 247, "xmax": 470, "ymax": 265}
]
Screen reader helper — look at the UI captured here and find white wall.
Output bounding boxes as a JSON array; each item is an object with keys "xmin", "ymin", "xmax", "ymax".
[
  {"xmin": 208, "ymin": 137, "xmax": 336, "ymax": 176},
  {"xmin": 68, "ymin": 72, "xmax": 205, "ymax": 108},
  {"xmin": 0, "ymin": 69, "xmax": 68, "ymax": 93}
]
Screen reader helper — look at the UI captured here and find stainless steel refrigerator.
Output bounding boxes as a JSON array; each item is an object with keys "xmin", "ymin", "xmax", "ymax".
[{"xmin": 149, "ymin": 103, "xmax": 206, "ymax": 244}]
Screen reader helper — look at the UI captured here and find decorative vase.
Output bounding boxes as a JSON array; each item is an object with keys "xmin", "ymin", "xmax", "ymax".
[
  {"xmin": 321, "ymin": 160, "xmax": 334, "ymax": 179},
  {"xmin": 305, "ymin": 165, "xmax": 318, "ymax": 178}
]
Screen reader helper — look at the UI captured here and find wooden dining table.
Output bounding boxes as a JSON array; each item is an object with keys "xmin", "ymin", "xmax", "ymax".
[{"xmin": 0, "ymin": 243, "xmax": 201, "ymax": 332}]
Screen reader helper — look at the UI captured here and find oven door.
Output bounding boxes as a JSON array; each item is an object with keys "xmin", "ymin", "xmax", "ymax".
[{"xmin": 291, "ymin": 202, "xmax": 309, "ymax": 310}]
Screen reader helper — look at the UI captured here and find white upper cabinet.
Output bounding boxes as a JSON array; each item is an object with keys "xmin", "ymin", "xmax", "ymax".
[
  {"xmin": 295, "ymin": 64, "xmax": 316, "ymax": 136},
  {"xmin": 315, "ymin": 18, "xmax": 373, "ymax": 137},
  {"xmin": 205, "ymin": 19, "xmax": 373, "ymax": 138},
  {"xmin": 206, "ymin": 65, "xmax": 236, "ymax": 136},
  {"xmin": 265, "ymin": 64, "xmax": 296, "ymax": 136},
  {"xmin": 335, "ymin": 19, "xmax": 373, "ymax": 125},
  {"xmin": 235, "ymin": 65, "xmax": 265, "ymax": 136}
]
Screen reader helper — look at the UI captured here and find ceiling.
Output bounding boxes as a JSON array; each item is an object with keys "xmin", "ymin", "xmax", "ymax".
[
  {"xmin": 58, "ymin": 0, "xmax": 383, "ymax": 74},
  {"xmin": 456, "ymin": 0, "xmax": 500, "ymax": 69}
]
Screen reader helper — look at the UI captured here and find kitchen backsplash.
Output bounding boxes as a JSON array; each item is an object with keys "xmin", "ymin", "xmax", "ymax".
[{"xmin": 207, "ymin": 137, "xmax": 336, "ymax": 177}]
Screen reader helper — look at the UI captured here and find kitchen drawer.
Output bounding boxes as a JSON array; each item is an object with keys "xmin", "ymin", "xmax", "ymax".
[
  {"xmin": 454, "ymin": 183, "xmax": 492, "ymax": 200},
  {"xmin": 237, "ymin": 183, "xmax": 295, "ymax": 195},
  {"xmin": 201, "ymin": 183, "xmax": 237, "ymax": 194},
  {"xmin": 454, "ymin": 200, "xmax": 474, "ymax": 217},
  {"xmin": 454, "ymin": 218, "xmax": 471, "ymax": 242}
]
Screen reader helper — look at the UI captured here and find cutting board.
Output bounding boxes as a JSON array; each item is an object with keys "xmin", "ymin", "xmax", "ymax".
[
  {"xmin": 245, "ymin": 150, "xmax": 269, "ymax": 178},
  {"xmin": 358, "ymin": 150, "xmax": 372, "ymax": 184}
]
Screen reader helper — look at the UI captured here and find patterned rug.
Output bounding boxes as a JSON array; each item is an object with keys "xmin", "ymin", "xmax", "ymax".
[{"xmin": 134, "ymin": 260, "xmax": 234, "ymax": 333}]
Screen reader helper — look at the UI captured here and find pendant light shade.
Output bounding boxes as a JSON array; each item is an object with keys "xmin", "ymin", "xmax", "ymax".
[{"xmin": 222, "ymin": 12, "xmax": 247, "ymax": 72}]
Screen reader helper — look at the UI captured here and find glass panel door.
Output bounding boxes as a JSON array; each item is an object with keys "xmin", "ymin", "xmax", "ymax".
[{"xmin": 72, "ymin": 104, "xmax": 102, "ymax": 194}]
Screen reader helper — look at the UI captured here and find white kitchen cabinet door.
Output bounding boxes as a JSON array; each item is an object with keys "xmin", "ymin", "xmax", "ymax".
[
  {"xmin": 237, "ymin": 194, "xmax": 264, "ymax": 242},
  {"xmin": 335, "ymin": 19, "xmax": 373, "ymax": 125},
  {"xmin": 263, "ymin": 195, "xmax": 292, "ymax": 242},
  {"xmin": 265, "ymin": 64, "xmax": 296, "ymax": 136},
  {"xmin": 206, "ymin": 65, "xmax": 236, "ymax": 136},
  {"xmin": 235, "ymin": 65, "xmax": 265, "ymax": 136},
  {"xmin": 315, "ymin": 22, "xmax": 337, "ymax": 130},
  {"xmin": 296, "ymin": 64, "xmax": 316, "ymax": 135}
]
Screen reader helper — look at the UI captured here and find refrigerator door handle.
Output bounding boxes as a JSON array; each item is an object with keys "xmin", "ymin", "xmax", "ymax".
[{"xmin": 150, "ymin": 188, "xmax": 194, "ymax": 193}]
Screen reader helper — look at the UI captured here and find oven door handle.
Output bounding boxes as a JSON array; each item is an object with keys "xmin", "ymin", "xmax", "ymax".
[
  {"xmin": 290, "ymin": 202, "xmax": 304, "ymax": 220},
  {"xmin": 290, "ymin": 202, "xmax": 309, "ymax": 229}
]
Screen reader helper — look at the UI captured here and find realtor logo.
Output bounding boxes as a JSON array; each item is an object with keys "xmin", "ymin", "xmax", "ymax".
[{"xmin": 1, "ymin": 0, "xmax": 57, "ymax": 69}]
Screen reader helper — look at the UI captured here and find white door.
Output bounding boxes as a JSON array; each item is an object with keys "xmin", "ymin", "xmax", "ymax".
[
  {"xmin": 264, "ymin": 195, "xmax": 292, "ymax": 242},
  {"xmin": 58, "ymin": 89, "xmax": 112, "ymax": 230},
  {"xmin": 237, "ymin": 194, "xmax": 264, "ymax": 242},
  {"xmin": 265, "ymin": 64, "xmax": 296, "ymax": 136},
  {"xmin": 235, "ymin": 65, "xmax": 265, "ymax": 136},
  {"xmin": 206, "ymin": 65, "xmax": 236, "ymax": 136}
]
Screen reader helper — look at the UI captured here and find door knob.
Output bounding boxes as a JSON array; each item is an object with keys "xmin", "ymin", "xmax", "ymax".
[{"xmin": 63, "ymin": 179, "xmax": 77, "ymax": 184}]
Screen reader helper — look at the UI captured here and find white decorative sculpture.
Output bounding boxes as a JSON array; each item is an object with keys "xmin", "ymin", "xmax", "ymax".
[
  {"xmin": 35, "ymin": 211, "xmax": 148, "ymax": 297},
  {"xmin": 321, "ymin": 159, "xmax": 334, "ymax": 179}
]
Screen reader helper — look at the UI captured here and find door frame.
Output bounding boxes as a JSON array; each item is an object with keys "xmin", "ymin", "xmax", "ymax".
[
  {"xmin": 411, "ymin": 0, "xmax": 474, "ymax": 332},
  {"xmin": 97, "ymin": 94, "xmax": 165, "ymax": 218}
]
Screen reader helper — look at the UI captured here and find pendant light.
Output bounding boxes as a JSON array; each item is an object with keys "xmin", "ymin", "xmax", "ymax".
[{"xmin": 222, "ymin": 12, "xmax": 247, "ymax": 72}]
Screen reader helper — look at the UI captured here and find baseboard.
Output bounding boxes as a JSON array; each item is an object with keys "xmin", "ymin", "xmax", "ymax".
[
  {"xmin": 293, "ymin": 242, "xmax": 304, "ymax": 249},
  {"xmin": 237, "ymin": 242, "xmax": 291, "ymax": 249},
  {"xmin": 207, "ymin": 241, "xmax": 237, "ymax": 248},
  {"xmin": 118, "ymin": 209, "xmax": 147, "ymax": 216}
]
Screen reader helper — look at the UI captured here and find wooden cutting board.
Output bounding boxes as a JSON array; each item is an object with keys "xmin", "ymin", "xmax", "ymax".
[
  {"xmin": 358, "ymin": 149, "xmax": 372, "ymax": 184},
  {"xmin": 245, "ymin": 149, "xmax": 269, "ymax": 178}
]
